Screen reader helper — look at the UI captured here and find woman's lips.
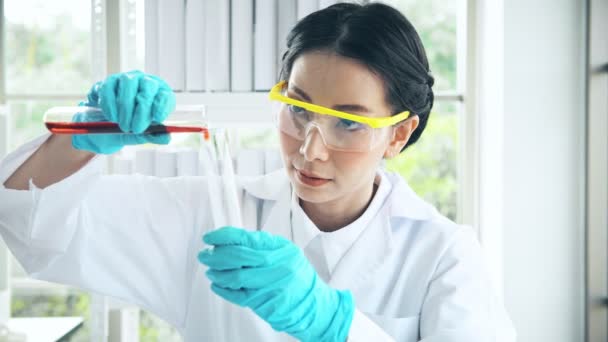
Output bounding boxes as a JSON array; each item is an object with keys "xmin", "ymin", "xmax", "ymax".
[{"xmin": 295, "ymin": 169, "xmax": 331, "ymax": 187}]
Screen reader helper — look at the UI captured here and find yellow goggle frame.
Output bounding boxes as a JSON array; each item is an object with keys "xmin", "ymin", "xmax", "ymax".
[{"xmin": 268, "ymin": 80, "xmax": 411, "ymax": 129}]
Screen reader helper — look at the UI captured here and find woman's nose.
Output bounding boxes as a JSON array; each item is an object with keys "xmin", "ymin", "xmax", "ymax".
[{"xmin": 299, "ymin": 126, "xmax": 330, "ymax": 161}]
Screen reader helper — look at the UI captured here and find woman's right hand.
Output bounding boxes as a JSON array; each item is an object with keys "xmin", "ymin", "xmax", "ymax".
[{"xmin": 72, "ymin": 70, "xmax": 175, "ymax": 154}]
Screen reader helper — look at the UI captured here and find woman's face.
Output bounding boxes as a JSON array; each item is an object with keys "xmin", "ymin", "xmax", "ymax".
[{"xmin": 279, "ymin": 51, "xmax": 418, "ymax": 205}]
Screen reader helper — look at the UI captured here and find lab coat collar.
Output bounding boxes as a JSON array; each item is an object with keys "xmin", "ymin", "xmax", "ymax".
[
  {"xmin": 327, "ymin": 206, "xmax": 393, "ymax": 290},
  {"xmin": 241, "ymin": 168, "xmax": 440, "ymax": 291},
  {"xmin": 239, "ymin": 169, "xmax": 289, "ymax": 201},
  {"xmin": 241, "ymin": 169, "xmax": 438, "ymax": 222},
  {"xmin": 383, "ymin": 171, "xmax": 439, "ymax": 222},
  {"xmin": 328, "ymin": 171, "xmax": 438, "ymax": 290}
]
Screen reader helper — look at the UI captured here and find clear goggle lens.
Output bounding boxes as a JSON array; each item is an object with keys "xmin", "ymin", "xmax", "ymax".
[{"xmin": 272, "ymin": 101, "xmax": 391, "ymax": 152}]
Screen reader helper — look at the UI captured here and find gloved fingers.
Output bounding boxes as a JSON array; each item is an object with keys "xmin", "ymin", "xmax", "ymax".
[
  {"xmin": 210, "ymin": 284, "xmax": 252, "ymax": 307},
  {"xmin": 132, "ymin": 75, "xmax": 160, "ymax": 134},
  {"xmin": 211, "ymin": 284, "xmax": 273, "ymax": 309},
  {"xmin": 122, "ymin": 132, "xmax": 170, "ymax": 146},
  {"xmin": 150, "ymin": 86, "xmax": 175, "ymax": 123},
  {"xmin": 85, "ymin": 81, "xmax": 103, "ymax": 107},
  {"xmin": 203, "ymin": 226, "xmax": 289, "ymax": 250},
  {"xmin": 197, "ymin": 245, "xmax": 267, "ymax": 270},
  {"xmin": 71, "ymin": 135, "xmax": 90, "ymax": 152},
  {"xmin": 144, "ymin": 132, "xmax": 171, "ymax": 145},
  {"xmin": 205, "ymin": 264, "xmax": 293, "ymax": 290},
  {"xmin": 98, "ymin": 73, "xmax": 120, "ymax": 124},
  {"xmin": 72, "ymin": 107, "xmax": 109, "ymax": 123},
  {"xmin": 72, "ymin": 134, "xmax": 123, "ymax": 154},
  {"xmin": 265, "ymin": 294, "xmax": 318, "ymax": 334},
  {"xmin": 121, "ymin": 133, "xmax": 149, "ymax": 146},
  {"xmin": 71, "ymin": 112, "xmax": 87, "ymax": 123},
  {"xmin": 116, "ymin": 71, "xmax": 143, "ymax": 133},
  {"xmin": 252, "ymin": 293, "xmax": 310, "ymax": 328}
]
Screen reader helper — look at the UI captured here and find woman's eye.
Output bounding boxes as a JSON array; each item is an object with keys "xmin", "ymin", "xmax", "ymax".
[
  {"xmin": 337, "ymin": 118, "xmax": 365, "ymax": 131},
  {"xmin": 288, "ymin": 105, "xmax": 306, "ymax": 115}
]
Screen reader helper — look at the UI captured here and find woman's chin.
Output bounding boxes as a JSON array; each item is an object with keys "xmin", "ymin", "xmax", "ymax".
[{"xmin": 292, "ymin": 181, "xmax": 337, "ymax": 204}]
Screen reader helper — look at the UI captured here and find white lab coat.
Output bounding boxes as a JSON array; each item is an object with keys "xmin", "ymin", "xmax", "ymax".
[{"xmin": 0, "ymin": 134, "xmax": 516, "ymax": 342}]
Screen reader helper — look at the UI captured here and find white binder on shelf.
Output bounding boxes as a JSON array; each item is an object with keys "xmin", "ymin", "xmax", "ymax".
[
  {"xmin": 277, "ymin": 0, "xmax": 297, "ymax": 69},
  {"xmin": 135, "ymin": 149, "xmax": 156, "ymax": 176},
  {"xmin": 155, "ymin": 149, "xmax": 177, "ymax": 177},
  {"xmin": 205, "ymin": 0, "xmax": 230, "ymax": 91},
  {"xmin": 111, "ymin": 156, "xmax": 133, "ymax": 175},
  {"xmin": 158, "ymin": 0, "xmax": 185, "ymax": 91},
  {"xmin": 144, "ymin": 0, "xmax": 159, "ymax": 74},
  {"xmin": 231, "ymin": 0, "xmax": 254, "ymax": 92},
  {"xmin": 186, "ymin": 0, "xmax": 206, "ymax": 91},
  {"xmin": 254, "ymin": 0, "xmax": 278, "ymax": 91},
  {"xmin": 176, "ymin": 149, "xmax": 200, "ymax": 176},
  {"xmin": 297, "ymin": 0, "xmax": 318, "ymax": 20}
]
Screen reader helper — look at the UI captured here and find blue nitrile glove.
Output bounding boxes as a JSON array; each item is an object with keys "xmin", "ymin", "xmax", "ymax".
[
  {"xmin": 197, "ymin": 227, "xmax": 355, "ymax": 342},
  {"xmin": 72, "ymin": 70, "xmax": 175, "ymax": 154}
]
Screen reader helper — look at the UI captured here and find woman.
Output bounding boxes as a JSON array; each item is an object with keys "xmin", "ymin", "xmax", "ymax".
[{"xmin": 0, "ymin": 3, "xmax": 515, "ymax": 341}]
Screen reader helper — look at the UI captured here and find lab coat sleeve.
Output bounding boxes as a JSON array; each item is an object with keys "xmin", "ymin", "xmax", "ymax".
[
  {"xmin": 419, "ymin": 226, "xmax": 516, "ymax": 342},
  {"xmin": 0, "ymin": 134, "xmax": 209, "ymax": 331}
]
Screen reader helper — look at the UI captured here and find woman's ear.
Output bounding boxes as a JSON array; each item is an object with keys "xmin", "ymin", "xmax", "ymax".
[{"xmin": 383, "ymin": 115, "xmax": 419, "ymax": 158}]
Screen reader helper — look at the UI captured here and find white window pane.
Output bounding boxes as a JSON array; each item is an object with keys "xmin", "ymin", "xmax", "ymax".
[
  {"xmin": 5, "ymin": 0, "xmax": 92, "ymax": 94},
  {"xmin": 386, "ymin": 101, "xmax": 460, "ymax": 220},
  {"xmin": 11, "ymin": 287, "xmax": 91, "ymax": 340},
  {"xmin": 235, "ymin": 127, "xmax": 279, "ymax": 150},
  {"xmin": 139, "ymin": 311, "xmax": 181, "ymax": 341},
  {"xmin": 7, "ymin": 100, "xmax": 77, "ymax": 151},
  {"xmin": 383, "ymin": 0, "xmax": 459, "ymax": 92},
  {"xmin": 10, "ymin": 256, "xmax": 26, "ymax": 278}
]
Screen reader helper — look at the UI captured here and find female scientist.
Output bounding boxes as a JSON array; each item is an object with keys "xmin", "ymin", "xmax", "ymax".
[{"xmin": 0, "ymin": 3, "xmax": 515, "ymax": 341}]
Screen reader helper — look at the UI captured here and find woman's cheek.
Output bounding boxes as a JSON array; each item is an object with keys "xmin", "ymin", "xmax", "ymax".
[
  {"xmin": 334, "ymin": 143, "xmax": 386, "ymax": 188},
  {"xmin": 332, "ymin": 151, "xmax": 372, "ymax": 182},
  {"xmin": 279, "ymin": 132, "xmax": 300, "ymax": 164}
]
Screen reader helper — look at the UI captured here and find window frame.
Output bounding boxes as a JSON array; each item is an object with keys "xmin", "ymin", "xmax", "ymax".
[
  {"xmin": 0, "ymin": 0, "xmax": 480, "ymax": 337},
  {"xmin": 585, "ymin": 0, "xmax": 608, "ymax": 339},
  {"xmin": 0, "ymin": 0, "xmax": 95, "ymax": 326}
]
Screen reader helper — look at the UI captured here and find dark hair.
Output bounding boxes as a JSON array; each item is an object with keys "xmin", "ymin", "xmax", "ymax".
[{"xmin": 279, "ymin": 2, "xmax": 434, "ymax": 150}]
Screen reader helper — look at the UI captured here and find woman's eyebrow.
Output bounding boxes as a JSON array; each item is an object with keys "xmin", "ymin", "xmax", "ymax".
[
  {"xmin": 290, "ymin": 85, "xmax": 371, "ymax": 113},
  {"xmin": 334, "ymin": 104, "xmax": 370, "ymax": 114},
  {"xmin": 290, "ymin": 85, "xmax": 312, "ymax": 102}
]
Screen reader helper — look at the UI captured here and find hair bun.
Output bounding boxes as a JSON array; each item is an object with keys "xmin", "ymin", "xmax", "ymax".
[{"xmin": 426, "ymin": 71, "xmax": 435, "ymax": 87}]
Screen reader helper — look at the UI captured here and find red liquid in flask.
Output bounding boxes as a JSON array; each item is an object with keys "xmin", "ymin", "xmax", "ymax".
[{"xmin": 45, "ymin": 121, "xmax": 210, "ymax": 140}]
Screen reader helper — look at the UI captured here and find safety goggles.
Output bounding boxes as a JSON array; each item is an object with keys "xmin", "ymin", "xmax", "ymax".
[{"xmin": 268, "ymin": 80, "xmax": 411, "ymax": 152}]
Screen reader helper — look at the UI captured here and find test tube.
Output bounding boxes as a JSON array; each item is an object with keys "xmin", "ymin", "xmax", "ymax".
[{"xmin": 43, "ymin": 105, "xmax": 209, "ymax": 140}]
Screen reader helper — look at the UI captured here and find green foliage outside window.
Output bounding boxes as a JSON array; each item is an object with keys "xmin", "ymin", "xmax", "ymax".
[
  {"xmin": 11, "ymin": 292, "xmax": 90, "ymax": 341},
  {"xmin": 4, "ymin": 0, "xmax": 460, "ymax": 340},
  {"xmin": 386, "ymin": 107, "xmax": 459, "ymax": 220}
]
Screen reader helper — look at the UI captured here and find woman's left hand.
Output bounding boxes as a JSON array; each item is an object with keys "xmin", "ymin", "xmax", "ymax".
[{"xmin": 198, "ymin": 226, "xmax": 354, "ymax": 342}]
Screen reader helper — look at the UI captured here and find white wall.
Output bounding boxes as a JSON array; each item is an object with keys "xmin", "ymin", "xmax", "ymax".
[{"xmin": 502, "ymin": 0, "xmax": 586, "ymax": 341}]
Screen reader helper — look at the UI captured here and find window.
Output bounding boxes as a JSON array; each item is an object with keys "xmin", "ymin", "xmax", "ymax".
[
  {"xmin": 1, "ymin": 0, "xmax": 470, "ymax": 340},
  {"xmin": 5, "ymin": 1, "xmax": 91, "ymax": 95},
  {"xmin": 228, "ymin": 0, "xmax": 465, "ymax": 221},
  {"xmin": 3, "ymin": 0, "xmax": 92, "ymax": 340},
  {"xmin": 4, "ymin": 0, "xmax": 92, "ymax": 148},
  {"xmin": 381, "ymin": 0, "xmax": 462, "ymax": 222},
  {"xmin": 585, "ymin": 0, "xmax": 608, "ymax": 338}
]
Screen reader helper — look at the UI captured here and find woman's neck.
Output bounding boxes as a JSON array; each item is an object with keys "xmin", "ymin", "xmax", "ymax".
[{"xmin": 300, "ymin": 181, "xmax": 378, "ymax": 232}]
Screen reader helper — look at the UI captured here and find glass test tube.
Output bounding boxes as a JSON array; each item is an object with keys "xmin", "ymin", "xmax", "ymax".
[{"xmin": 43, "ymin": 105, "xmax": 209, "ymax": 140}]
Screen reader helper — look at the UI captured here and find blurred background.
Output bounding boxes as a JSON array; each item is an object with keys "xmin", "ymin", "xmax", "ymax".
[{"xmin": 0, "ymin": 0, "xmax": 605, "ymax": 341}]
